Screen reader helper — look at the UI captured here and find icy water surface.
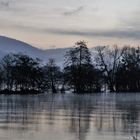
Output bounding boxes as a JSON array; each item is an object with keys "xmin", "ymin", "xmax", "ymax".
[{"xmin": 0, "ymin": 93, "xmax": 139, "ymax": 140}]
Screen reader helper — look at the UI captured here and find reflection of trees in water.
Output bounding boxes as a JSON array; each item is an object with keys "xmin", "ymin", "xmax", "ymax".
[
  {"xmin": 94, "ymin": 94, "xmax": 140, "ymax": 137},
  {"xmin": 68, "ymin": 93, "xmax": 140, "ymax": 138},
  {"xmin": 0, "ymin": 95, "xmax": 41, "ymax": 132},
  {"xmin": 115, "ymin": 95, "xmax": 140, "ymax": 136},
  {"xmin": 0, "ymin": 94, "xmax": 140, "ymax": 139},
  {"xmin": 0, "ymin": 95, "xmax": 58, "ymax": 133},
  {"xmin": 93, "ymin": 94, "xmax": 119, "ymax": 134},
  {"xmin": 67, "ymin": 95, "xmax": 94, "ymax": 140},
  {"xmin": 0, "ymin": 94, "xmax": 72, "ymax": 131}
]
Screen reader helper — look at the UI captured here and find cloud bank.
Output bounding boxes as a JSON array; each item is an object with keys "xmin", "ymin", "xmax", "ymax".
[{"xmin": 46, "ymin": 28, "xmax": 140, "ymax": 40}]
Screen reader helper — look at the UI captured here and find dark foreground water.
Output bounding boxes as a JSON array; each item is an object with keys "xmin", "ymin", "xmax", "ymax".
[{"xmin": 0, "ymin": 93, "xmax": 139, "ymax": 140}]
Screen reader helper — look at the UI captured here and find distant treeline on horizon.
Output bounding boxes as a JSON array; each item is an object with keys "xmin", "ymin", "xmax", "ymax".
[{"xmin": 0, "ymin": 41, "xmax": 140, "ymax": 94}]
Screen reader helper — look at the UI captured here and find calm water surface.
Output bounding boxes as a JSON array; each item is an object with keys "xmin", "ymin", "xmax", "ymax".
[{"xmin": 0, "ymin": 93, "xmax": 139, "ymax": 140}]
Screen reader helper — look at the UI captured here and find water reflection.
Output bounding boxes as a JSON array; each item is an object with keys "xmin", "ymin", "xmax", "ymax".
[{"xmin": 0, "ymin": 93, "xmax": 139, "ymax": 140}]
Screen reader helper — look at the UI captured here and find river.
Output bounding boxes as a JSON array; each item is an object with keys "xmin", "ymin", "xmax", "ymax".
[{"xmin": 0, "ymin": 93, "xmax": 139, "ymax": 140}]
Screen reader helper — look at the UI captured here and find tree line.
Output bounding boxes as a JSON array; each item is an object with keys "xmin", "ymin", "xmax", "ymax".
[{"xmin": 0, "ymin": 41, "xmax": 140, "ymax": 94}]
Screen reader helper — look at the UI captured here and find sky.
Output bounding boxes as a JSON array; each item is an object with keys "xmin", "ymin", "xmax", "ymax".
[{"xmin": 0, "ymin": 0, "xmax": 140, "ymax": 49}]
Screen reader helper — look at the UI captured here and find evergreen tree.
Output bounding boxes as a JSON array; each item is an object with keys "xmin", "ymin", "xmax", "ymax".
[{"xmin": 64, "ymin": 41, "xmax": 101, "ymax": 93}]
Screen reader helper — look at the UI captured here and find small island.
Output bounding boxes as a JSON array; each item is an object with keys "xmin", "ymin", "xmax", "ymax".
[{"xmin": 0, "ymin": 41, "xmax": 139, "ymax": 94}]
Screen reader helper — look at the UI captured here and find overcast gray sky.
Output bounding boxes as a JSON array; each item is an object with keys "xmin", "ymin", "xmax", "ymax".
[{"xmin": 0, "ymin": 0, "xmax": 140, "ymax": 49}]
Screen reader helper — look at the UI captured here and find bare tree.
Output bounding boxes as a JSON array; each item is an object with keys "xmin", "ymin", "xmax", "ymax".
[{"xmin": 95, "ymin": 45, "xmax": 123, "ymax": 92}]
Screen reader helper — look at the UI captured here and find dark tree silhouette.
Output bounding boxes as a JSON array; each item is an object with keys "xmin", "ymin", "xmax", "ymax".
[
  {"xmin": 1, "ymin": 53, "xmax": 16, "ymax": 90},
  {"xmin": 95, "ymin": 45, "xmax": 123, "ymax": 92},
  {"xmin": 64, "ymin": 41, "xmax": 101, "ymax": 93},
  {"xmin": 1, "ymin": 43, "xmax": 140, "ymax": 94},
  {"xmin": 43, "ymin": 58, "xmax": 62, "ymax": 93},
  {"xmin": 115, "ymin": 46, "xmax": 140, "ymax": 92},
  {"xmin": 1, "ymin": 53, "xmax": 46, "ymax": 93}
]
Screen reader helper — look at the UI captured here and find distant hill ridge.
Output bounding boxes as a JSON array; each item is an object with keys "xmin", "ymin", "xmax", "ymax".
[
  {"xmin": 0, "ymin": 36, "xmax": 71, "ymax": 66},
  {"xmin": 0, "ymin": 36, "xmax": 96, "ymax": 66}
]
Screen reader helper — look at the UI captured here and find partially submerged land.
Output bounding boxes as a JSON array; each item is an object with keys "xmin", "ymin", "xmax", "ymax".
[{"xmin": 0, "ymin": 41, "xmax": 140, "ymax": 94}]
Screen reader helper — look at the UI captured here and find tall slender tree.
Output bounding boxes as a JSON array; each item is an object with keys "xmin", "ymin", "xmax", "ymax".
[{"xmin": 64, "ymin": 41, "xmax": 101, "ymax": 93}]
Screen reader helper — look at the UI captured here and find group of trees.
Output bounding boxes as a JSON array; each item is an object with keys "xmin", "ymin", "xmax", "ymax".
[
  {"xmin": 115, "ymin": 47, "xmax": 140, "ymax": 92},
  {"xmin": 0, "ymin": 53, "xmax": 63, "ymax": 94},
  {"xmin": 64, "ymin": 42, "xmax": 140, "ymax": 93},
  {"xmin": 64, "ymin": 41, "xmax": 101, "ymax": 93},
  {"xmin": 0, "ymin": 41, "xmax": 140, "ymax": 94},
  {"xmin": 0, "ymin": 54, "xmax": 46, "ymax": 93},
  {"xmin": 95, "ymin": 45, "xmax": 140, "ymax": 92}
]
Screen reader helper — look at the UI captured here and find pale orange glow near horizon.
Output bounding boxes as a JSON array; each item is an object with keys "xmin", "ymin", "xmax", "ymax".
[{"xmin": 1, "ymin": 31, "xmax": 140, "ymax": 49}]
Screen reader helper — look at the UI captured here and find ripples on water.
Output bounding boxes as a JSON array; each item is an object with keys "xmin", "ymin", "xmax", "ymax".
[{"xmin": 0, "ymin": 93, "xmax": 139, "ymax": 140}]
